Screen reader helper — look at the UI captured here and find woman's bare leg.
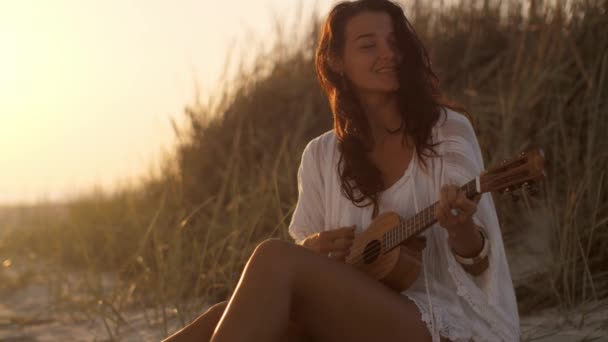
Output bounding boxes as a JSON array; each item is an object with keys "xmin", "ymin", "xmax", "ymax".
[
  {"xmin": 162, "ymin": 300, "xmax": 310, "ymax": 342},
  {"xmin": 162, "ymin": 302, "xmax": 227, "ymax": 342},
  {"xmin": 210, "ymin": 238, "xmax": 435, "ymax": 342}
]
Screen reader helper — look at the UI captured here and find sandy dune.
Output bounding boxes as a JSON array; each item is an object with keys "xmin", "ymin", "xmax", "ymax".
[{"xmin": 2, "ymin": 220, "xmax": 607, "ymax": 341}]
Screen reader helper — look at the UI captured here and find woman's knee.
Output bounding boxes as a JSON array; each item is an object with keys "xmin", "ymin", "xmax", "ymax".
[
  {"xmin": 252, "ymin": 238, "xmax": 290, "ymax": 257},
  {"xmin": 204, "ymin": 300, "xmax": 228, "ymax": 317},
  {"xmin": 249, "ymin": 238, "xmax": 293, "ymax": 269}
]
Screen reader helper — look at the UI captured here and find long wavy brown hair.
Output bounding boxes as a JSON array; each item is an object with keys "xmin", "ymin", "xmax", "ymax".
[{"xmin": 315, "ymin": 0, "xmax": 466, "ymax": 219}]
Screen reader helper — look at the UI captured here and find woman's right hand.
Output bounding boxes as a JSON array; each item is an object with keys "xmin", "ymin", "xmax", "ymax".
[{"xmin": 299, "ymin": 225, "xmax": 356, "ymax": 262}]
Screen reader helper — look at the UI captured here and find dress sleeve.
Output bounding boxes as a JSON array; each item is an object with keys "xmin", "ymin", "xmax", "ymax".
[
  {"xmin": 438, "ymin": 112, "xmax": 484, "ymax": 189},
  {"xmin": 438, "ymin": 112, "xmax": 492, "ymax": 281},
  {"xmin": 288, "ymin": 138, "xmax": 326, "ymax": 244},
  {"xmin": 437, "ymin": 111, "xmax": 520, "ymax": 340}
]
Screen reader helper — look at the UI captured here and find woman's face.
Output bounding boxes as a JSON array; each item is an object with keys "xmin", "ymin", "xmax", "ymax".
[{"xmin": 339, "ymin": 11, "xmax": 402, "ymax": 94}]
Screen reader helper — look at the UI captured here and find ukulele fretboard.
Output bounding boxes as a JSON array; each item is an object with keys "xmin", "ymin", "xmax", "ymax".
[{"xmin": 382, "ymin": 177, "xmax": 480, "ymax": 252}]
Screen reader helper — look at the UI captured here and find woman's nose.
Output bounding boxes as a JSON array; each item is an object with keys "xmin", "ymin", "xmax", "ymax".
[{"xmin": 379, "ymin": 41, "xmax": 398, "ymax": 61}]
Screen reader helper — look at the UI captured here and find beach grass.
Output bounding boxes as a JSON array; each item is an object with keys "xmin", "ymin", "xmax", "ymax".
[{"xmin": 1, "ymin": 0, "xmax": 607, "ymax": 339}]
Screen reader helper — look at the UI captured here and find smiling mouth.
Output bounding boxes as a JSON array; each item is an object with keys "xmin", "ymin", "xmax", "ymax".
[{"xmin": 376, "ymin": 67, "xmax": 398, "ymax": 74}]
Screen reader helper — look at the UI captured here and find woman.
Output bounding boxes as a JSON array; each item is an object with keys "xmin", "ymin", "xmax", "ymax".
[{"xmin": 164, "ymin": 0, "xmax": 520, "ymax": 341}]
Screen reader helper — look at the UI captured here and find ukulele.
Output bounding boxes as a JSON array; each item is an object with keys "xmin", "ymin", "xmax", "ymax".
[{"xmin": 344, "ymin": 148, "xmax": 546, "ymax": 292}]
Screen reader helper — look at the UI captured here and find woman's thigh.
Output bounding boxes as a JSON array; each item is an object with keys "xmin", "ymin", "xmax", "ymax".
[
  {"xmin": 205, "ymin": 301, "xmax": 310, "ymax": 341},
  {"xmin": 259, "ymin": 239, "xmax": 433, "ymax": 342}
]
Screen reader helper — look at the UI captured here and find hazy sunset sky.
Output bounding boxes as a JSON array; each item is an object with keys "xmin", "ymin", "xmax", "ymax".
[{"xmin": 0, "ymin": 0, "xmax": 337, "ymax": 205}]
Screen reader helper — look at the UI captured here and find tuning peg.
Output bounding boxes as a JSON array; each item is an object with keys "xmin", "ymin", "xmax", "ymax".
[
  {"xmin": 521, "ymin": 181, "xmax": 539, "ymax": 197},
  {"xmin": 502, "ymin": 187, "xmax": 520, "ymax": 202},
  {"xmin": 510, "ymin": 191, "xmax": 521, "ymax": 202},
  {"xmin": 520, "ymin": 182, "xmax": 531, "ymax": 198},
  {"xmin": 526, "ymin": 183, "xmax": 540, "ymax": 197}
]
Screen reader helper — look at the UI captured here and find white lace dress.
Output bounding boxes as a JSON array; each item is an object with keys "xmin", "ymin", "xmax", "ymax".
[{"xmin": 287, "ymin": 108, "xmax": 520, "ymax": 341}]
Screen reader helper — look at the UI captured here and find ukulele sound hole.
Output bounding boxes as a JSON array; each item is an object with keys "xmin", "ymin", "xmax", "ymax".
[{"xmin": 363, "ymin": 240, "xmax": 381, "ymax": 264}]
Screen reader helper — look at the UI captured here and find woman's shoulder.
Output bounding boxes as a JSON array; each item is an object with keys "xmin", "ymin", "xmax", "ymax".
[
  {"xmin": 431, "ymin": 107, "xmax": 485, "ymax": 173},
  {"xmin": 302, "ymin": 129, "xmax": 336, "ymax": 161},
  {"xmin": 435, "ymin": 107, "xmax": 475, "ymax": 133},
  {"xmin": 433, "ymin": 107, "xmax": 477, "ymax": 144},
  {"xmin": 309, "ymin": 129, "xmax": 336, "ymax": 147}
]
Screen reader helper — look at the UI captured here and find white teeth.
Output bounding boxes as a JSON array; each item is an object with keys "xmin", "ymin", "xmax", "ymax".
[{"xmin": 377, "ymin": 68, "xmax": 396, "ymax": 73}]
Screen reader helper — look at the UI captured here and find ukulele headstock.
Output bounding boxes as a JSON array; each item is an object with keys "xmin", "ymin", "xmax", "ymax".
[{"xmin": 480, "ymin": 148, "xmax": 546, "ymax": 200}]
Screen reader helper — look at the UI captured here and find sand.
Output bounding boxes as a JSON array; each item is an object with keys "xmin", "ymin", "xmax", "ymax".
[
  {"xmin": 2, "ymin": 269, "xmax": 608, "ymax": 341},
  {"xmin": 2, "ymin": 218, "xmax": 607, "ymax": 341}
]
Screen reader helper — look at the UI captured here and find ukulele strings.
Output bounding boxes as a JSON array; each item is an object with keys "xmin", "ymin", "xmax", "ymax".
[
  {"xmin": 347, "ymin": 204, "xmax": 439, "ymax": 266},
  {"xmin": 347, "ymin": 223, "xmax": 428, "ymax": 266},
  {"xmin": 346, "ymin": 187, "xmax": 477, "ymax": 265},
  {"xmin": 343, "ymin": 173, "xmax": 479, "ymax": 264}
]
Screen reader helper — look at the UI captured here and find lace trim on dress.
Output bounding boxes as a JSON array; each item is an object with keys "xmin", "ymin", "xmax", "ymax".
[
  {"xmin": 446, "ymin": 248, "xmax": 519, "ymax": 341},
  {"xmin": 404, "ymin": 291, "xmax": 473, "ymax": 342},
  {"xmin": 423, "ymin": 255, "xmax": 439, "ymax": 342}
]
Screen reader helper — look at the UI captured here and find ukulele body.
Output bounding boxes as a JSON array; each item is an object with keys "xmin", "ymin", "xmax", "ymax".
[{"xmin": 346, "ymin": 211, "xmax": 423, "ymax": 292}]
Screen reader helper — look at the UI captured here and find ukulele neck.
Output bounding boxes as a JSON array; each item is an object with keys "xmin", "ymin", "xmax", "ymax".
[{"xmin": 383, "ymin": 177, "xmax": 481, "ymax": 252}]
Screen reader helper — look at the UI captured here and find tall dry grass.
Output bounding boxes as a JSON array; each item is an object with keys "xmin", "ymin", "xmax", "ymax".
[{"xmin": 1, "ymin": 0, "xmax": 606, "ymax": 338}]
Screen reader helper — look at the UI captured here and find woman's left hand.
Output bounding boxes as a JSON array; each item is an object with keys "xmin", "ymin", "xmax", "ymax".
[{"xmin": 435, "ymin": 184, "xmax": 481, "ymax": 237}]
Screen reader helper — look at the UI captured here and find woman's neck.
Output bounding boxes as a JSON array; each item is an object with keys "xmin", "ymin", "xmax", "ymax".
[{"xmin": 357, "ymin": 91, "xmax": 403, "ymax": 146}]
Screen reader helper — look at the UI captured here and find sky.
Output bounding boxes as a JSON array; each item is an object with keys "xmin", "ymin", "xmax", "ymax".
[{"xmin": 0, "ymin": 0, "xmax": 338, "ymax": 206}]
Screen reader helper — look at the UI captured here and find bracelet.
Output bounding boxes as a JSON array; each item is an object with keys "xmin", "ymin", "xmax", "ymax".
[{"xmin": 451, "ymin": 226, "xmax": 489, "ymax": 266}]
